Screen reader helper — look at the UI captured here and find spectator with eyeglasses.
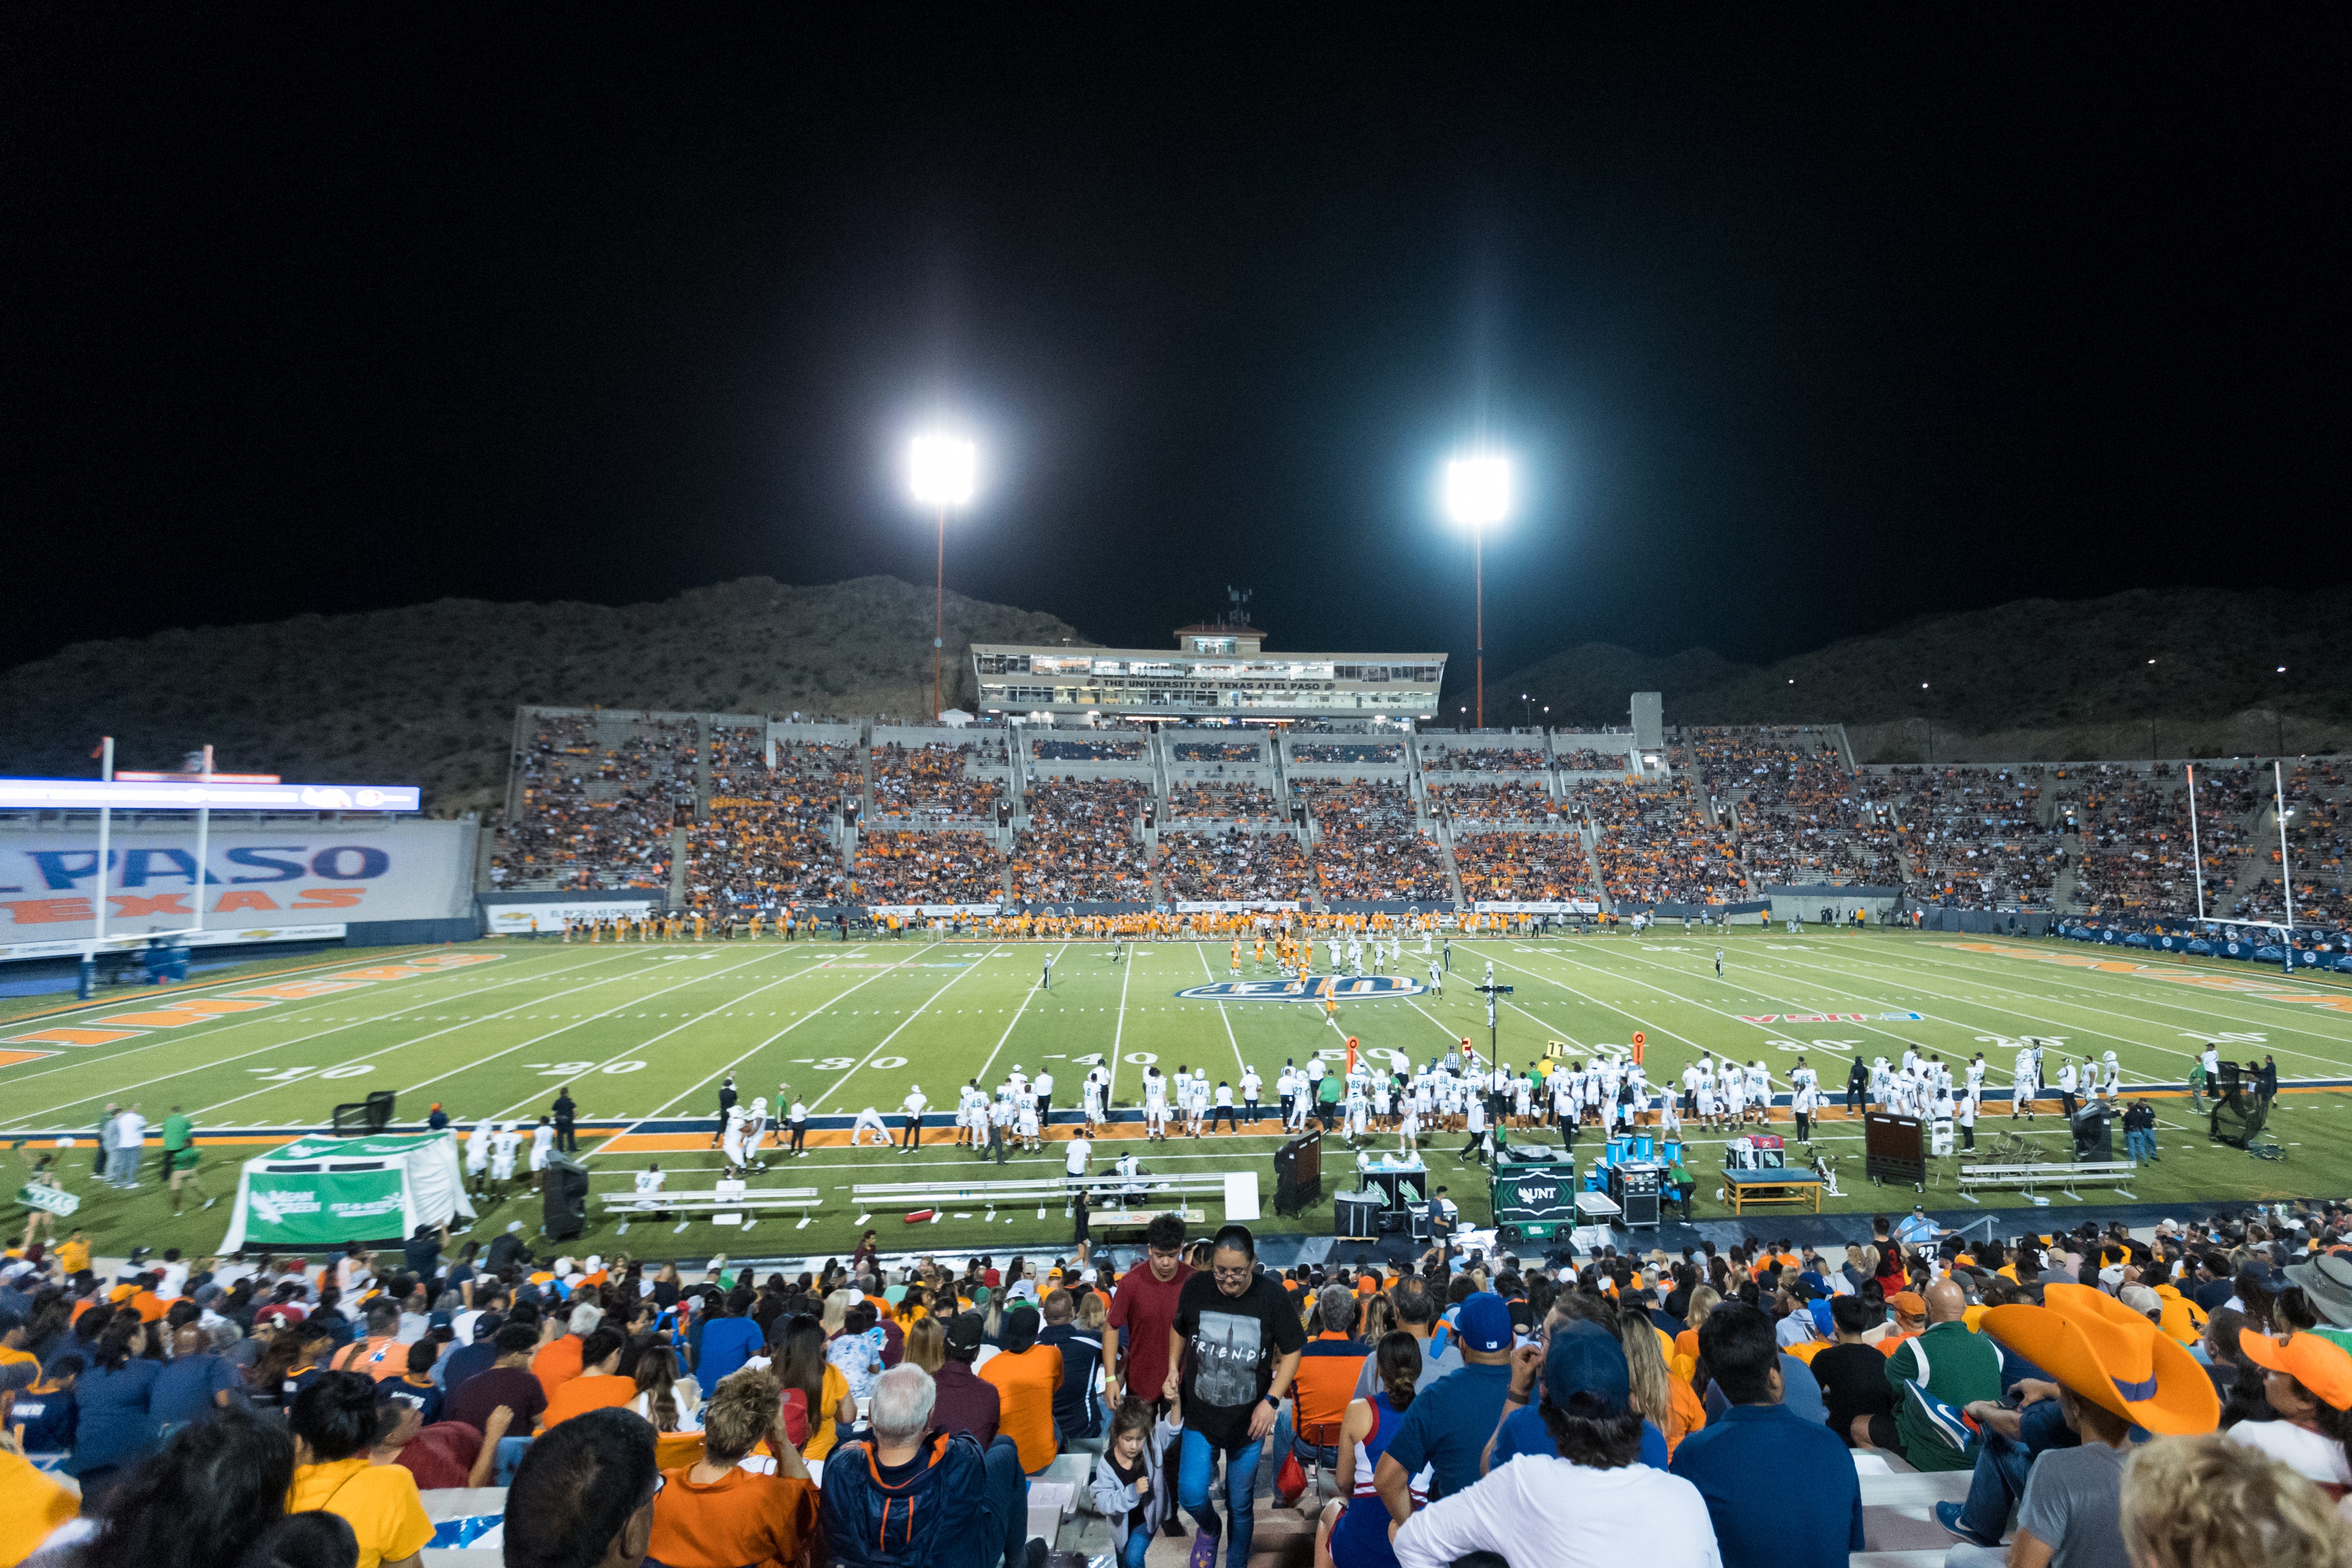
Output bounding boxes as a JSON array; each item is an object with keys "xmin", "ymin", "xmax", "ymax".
[{"xmin": 1163, "ymin": 1225, "xmax": 1306, "ymax": 1568}]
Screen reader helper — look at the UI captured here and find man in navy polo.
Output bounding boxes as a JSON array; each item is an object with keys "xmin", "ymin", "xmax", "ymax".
[
  {"xmin": 1671, "ymin": 1300, "xmax": 1863, "ymax": 1568},
  {"xmin": 1372, "ymin": 1292, "xmax": 1516, "ymax": 1517}
]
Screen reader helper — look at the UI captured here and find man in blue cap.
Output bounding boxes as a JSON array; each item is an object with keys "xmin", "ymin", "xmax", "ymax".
[
  {"xmin": 1372, "ymin": 1292, "xmax": 1517, "ymax": 1522},
  {"xmin": 1390, "ymin": 1317, "xmax": 1717, "ymax": 1566}
]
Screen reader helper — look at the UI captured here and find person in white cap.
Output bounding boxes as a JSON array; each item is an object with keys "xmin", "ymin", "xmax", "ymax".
[
  {"xmin": 899, "ymin": 1085, "xmax": 928, "ymax": 1152},
  {"xmin": 848, "ymin": 1105, "xmax": 891, "ymax": 1147}
]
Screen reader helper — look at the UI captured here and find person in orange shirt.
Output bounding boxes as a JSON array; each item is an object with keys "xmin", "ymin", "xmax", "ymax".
[
  {"xmin": 124, "ymin": 1274, "xmax": 173, "ymax": 1324},
  {"xmin": 330, "ymin": 1301, "xmax": 409, "ymax": 1382},
  {"xmin": 533, "ymin": 1303, "xmax": 600, "ymax": 1403},
  {"xmin": 649, "ymin": 1366, "xmax": 818, "ymax": 1568},
  {"xmin": 541, "ymin": 1325, "xmax": 635, "ymax": 1430},
  {"xmin": 978, "ymin": 1304, "xmax": 1064, "ymax": 1474},
  {"xmin": 1876, "ymin": 1291, "xmax": 1928, "ymax": 1356}
]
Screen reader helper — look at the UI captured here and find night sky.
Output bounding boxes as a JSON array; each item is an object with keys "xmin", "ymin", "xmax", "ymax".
[{"xmin": 6, "ymin": 11, "xmax": 2345, "ymax": 681}]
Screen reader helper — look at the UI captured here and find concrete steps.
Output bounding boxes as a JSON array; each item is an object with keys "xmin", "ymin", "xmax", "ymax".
[{"xmin": 1142, "ymin": 1498, "xmax": 1320, "ymax": 1568}]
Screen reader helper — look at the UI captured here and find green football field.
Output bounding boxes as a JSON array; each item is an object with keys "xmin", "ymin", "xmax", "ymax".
[{"xmin": 4, "ymin": 928, "xmax": 2347, "ymax": 1262}]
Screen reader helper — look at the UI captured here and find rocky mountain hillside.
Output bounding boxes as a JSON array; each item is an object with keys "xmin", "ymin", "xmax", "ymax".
[
  {"xmin": 1499, "ymin": 587, "xmax": 2352, "ymax": 762},
  {"xmin": 0, "ymin": 577, "xmax": 1084, "ymax": 815}
]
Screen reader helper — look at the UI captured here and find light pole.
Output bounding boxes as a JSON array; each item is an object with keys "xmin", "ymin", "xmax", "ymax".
[
  {"xmin": 908, "ymin": 431, "xmax": 978, "ymax": 722},
  {"xmin": 1443, "ymin": 450, "xmax": 1512, "ymax": 730}
]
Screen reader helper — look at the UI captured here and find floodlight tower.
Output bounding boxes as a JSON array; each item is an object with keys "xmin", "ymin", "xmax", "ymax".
[
  {"xmin": 908, "ymin": 431, "xmax": 978, "ymax": 722},
  {"xmin": 1444, "ymin": 450, "xmax": 1512, "ymax": 729}
]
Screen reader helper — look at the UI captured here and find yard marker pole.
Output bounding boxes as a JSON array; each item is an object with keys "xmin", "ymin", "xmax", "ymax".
[
  {"xmin": 192, "ymin": 743, "xmax": 214, "ymax": 941},
  {"xmin": 81, "ymin": 737, "xmax": 113, "ymax": 1000},
  {"xmin": 2186, "ymin": 763, "xmax": 2204, "ymax": 921},
  {"xmin": 2276, "ymin": 759, "xmax": 2295, "ymax": 936}
]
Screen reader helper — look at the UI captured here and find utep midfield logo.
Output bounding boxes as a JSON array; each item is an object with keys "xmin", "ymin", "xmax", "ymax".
[{"xmin": 1176, "ymin": 976, "xmax": 1428, "ymax": 1002}]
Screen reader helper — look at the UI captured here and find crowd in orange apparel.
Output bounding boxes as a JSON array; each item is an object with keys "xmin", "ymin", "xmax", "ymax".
[
  {"xmin": 2064, "ymin": 763, "xmax": 2258, "ymax": 917},
  {"xmin": 1011, "ymin": 777, "xmax": 1152, "ymax": 901},
  {"xmin": 1557, "ymin": 747, "xmax": 1630, "ymax": 772},
  {"xmin": 1422, "ymin": 745, "xmax": 1548, "ymax": 772},
  {"xmin": 870, "ymin": 739, "xmax": 1004, "ymax": 819},
  {"xmin": 1427, "ymin": 778, "xmax": 1558, "ymax": 822},
  {"xmin": 1030, "ymin": 737, "xmax": 1145, "ymax": 762},
  {"xmin": 2275, "ymin": 762, "xmax": 2352, "ymax": 913},
  {"xmin": 851, "ymin": 829, "xmax": 1004, "ymax": 904},
  {"xmin": 1291, "ymin": 742, "xmax": 1403, "ymax": 764},
  {"xmin": 1574, "ymin": 777, "xmax": 1741, "ymax": 904},
  {"xmin": 491, "ymin": 714, "xmax": 696, "ymax": 890},
  {"xmin": 687, "ymin": 732, "xmax": 855, "ymax": 908},
  {"xmin": 1170, "ymin": 741, "xmax": 1259, "ymax": 762},
  {"xmin": 1166, "ymin": 782, "xmax": 1283, "ymax": 820},
  {"xmin": 1293, "ymin": 779, "xmax": 1451, "ymax": 901},
  {"xmin": 1885, "ymin": 765, "xmax": 2061, "ymax": 909},
  {"xmin": 1157, "ymin": 827, "xmax": 1312, "ymax": 901},
  {"xmin": 1451, "ymin": 831, "xmax": 1595, "ymax": 901}
]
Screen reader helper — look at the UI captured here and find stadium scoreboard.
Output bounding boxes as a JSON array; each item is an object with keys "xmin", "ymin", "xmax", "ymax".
[{"xmin": 972, "ymin": 623, "xmax": 1445, "ymax": 720}]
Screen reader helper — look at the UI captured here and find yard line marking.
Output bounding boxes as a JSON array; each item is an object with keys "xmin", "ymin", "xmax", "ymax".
[
  {"xmin": 579, "ymin": 950, "xmax": 940, "ymax": 1159},
  {"xmin": 1844, "ymin": 942, "xmax": 2352, "ymax": 1063},
  {"xmin": 1760, "ymin": 945, "xmax": 2352, "ymax": 1077},
  {"xmin": 808, "ymin": 946, "xmax": 1010, "ymax": 1113},
  {"xmin": 1557, "ymin": 939, "xmax": 1953, "ymax": 1067},
  {"xmin": 195, "ymin": 945, "xmax": 799, "ymax": 1128},
  {"xmin": 189, "ymin": 952, "xmax": 793, "ymax": 1121},
  {"xmin": 470, "ymin": 959, "xmax": 840, "ymax": 1119},
  {"xmin": 0, "ymin": 950, "xmax": 636, "ymax": 1126},
  {"xmin": 1454, "ymin": 945, "xmax": 1720, "ymax": 1065},
  {"xmin": 1107, "ymin": 939, "xmax": 1136, "ymax": 1105},
  {"xmin": 1192, "ymin": 943, "xmax": 1248, "ymax": 1075},
  {"xmin": 975, "ymin": 944, "xmax": 1059, "ymax": 1090}
]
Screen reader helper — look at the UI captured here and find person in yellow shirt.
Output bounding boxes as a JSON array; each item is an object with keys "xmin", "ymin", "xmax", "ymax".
[
  {"xmin": 0, "ymin": 1390, "xmax": 76, "ymax": 1566},
  {"xmin": 286, "ymin": 1371, "xmax": 433, "ymax": 1568},
  {"xmin": 52, "ymin": 1231, "xmax": 89, "ymax": 1277}
]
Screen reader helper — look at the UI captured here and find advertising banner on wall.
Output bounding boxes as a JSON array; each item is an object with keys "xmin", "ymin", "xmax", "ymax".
[
  {"xmin": 0, "ymin": 820, "xmax": 475, "ymax": 952},
  {"xmin": 480, "ymin": 898, "xmax": 662, "ymax": 935},
  {"xmin": 1173, "ymin": 901, "xmax": 1305, "ymax": 913},
  {"xmin": 1470, "ymin": 901, "xmax": 1602, "ymax": 915},
  {"xmin": 867, "ymin": 904, "xmax": 1002, "ymax": 918}
]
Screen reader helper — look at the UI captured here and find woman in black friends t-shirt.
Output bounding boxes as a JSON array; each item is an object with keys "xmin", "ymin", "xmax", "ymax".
[{"xmin": 1163, "ymin": 1225, "xmax": 1306, "ymax": 1568}]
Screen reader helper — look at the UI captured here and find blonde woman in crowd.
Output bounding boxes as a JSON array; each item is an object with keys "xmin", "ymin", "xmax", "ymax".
[{"xmin": 2120, "ymin": 1433, "xmax": 2349, "ymax": 1568}]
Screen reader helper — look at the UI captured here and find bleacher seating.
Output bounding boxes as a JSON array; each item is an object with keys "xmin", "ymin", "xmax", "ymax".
[
  {"xmin": 1158, "ymin": 828, "xmax": 1311, "ymax": 902},
  {"xmin": 1885, "ymin": 765, "xmax": 2061, "ymax": 909},
  {"xmin": 1166, "ymin": 782, "xmax": 1283, "ymax": 820},
  {"xmin": 1032, "ymin": 738, "xmax": 1145, "ymax": 762},
  {"xmin": 490, "ymin": 712, "xmax": 697, "ymax": 890},
  {"xmin": 1290, "ymin": 742, "xmax": 1403, "ymax": 764},
  {"xmin": 1293, "ymin": 779, "xmax": 1450, "ymax": 901},
  {"xmin": 1422, "ymin": 745, "xmax": 1548, "ymax": 772},
  {"xmin": 1451, "ymin": 831, "xmax": 1595, "ymax": 902},
  {"xmin": 851, "ymin": 829, "xmax": 1004, "ymax": 905},
  {"xmin": 1012, "ymin": 778, "xmax": 1152, "ymax": 901},
  {"xmin": 1576, "ymin": 777, "xmax": 1741, "ymax": 904},
  {"xmin": 1426, "ymin": 778, "xmax": 1557, "ymax": 823},
  {"xmin": 1169, "ymin": 741, "xmax": 1259, "ymax": 762},
  {"xmin": 870, "ymin": 739, "xmax": 1003, "ymax": 820},
  {"xmin": 687, "ymin": 731, "xmax": 854, "ymax": 908}
]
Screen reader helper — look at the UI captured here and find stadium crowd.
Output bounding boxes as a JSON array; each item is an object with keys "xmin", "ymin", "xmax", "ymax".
[
  {"xmin": 491, "ymin": 713, "xmax": 699, "ymax": 891},
  {"xmin": 1887, "ymin": 766, "xmax": 2062, "ymax": 910},
  {"xmin": 1450, "ymin": 830, "xmax": 1596, "ymax": 901},
  {"xmin": 1421, "ymin": 746, "xmax": 1549, "ymax": 772},
  {"xmin": 10, "ymin": 1202, "xmax": 2352, "ymax": 1568},
  {"xmin": 1157, "ymin": 828, "xmax": 1313, "ymax": 902},
  {"xmin": 852, "ymin": 830, "xmax": 1006, "ymax": 906},
  {"xmin": 1295, "ymin": 780, "xmax": 1452, "ymax": 902},
  {"xmin": 1426, "ymin": 779, "xmax": 1558, "ymax": 823},
  {"xmin": 870, "ymin": 740, "xmax": 1004, "ymax": 820},
  {"xmin": 1171, "ymin": 742, "xmax": 1260, "ymax": 763},
  {"xmin": 688, "ymin": 732, "xmax": 856, "ymax": 910},
  {"xmin": 1577, "ymin": 778, "xmax": 1743, "ymax": 905},
  {"xmin": 1011, "ymin": 779, "xmax": 1152, "ymax": 902},
  {"xmin": 1292, "ymin": 743, "xmax": 1404, "ymax": 764},
  {"xmin": 1166, "ymin": 783, "xmax": 1283, "ymax": 821},
  {"xmin": 1031, "ymin": 739, "xmax": 1145, "ymax": 763}
]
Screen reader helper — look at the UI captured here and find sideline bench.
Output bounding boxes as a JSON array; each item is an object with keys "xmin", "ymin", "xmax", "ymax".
[
  {"xmin": 849, "ymin": 1170, "xmax": 1256, "ymax": 1225},
  {"xmin": 1956, "ymin": 1161, "xmax": 2136, "ymax": 1204},
  {"xmin": 599, "ymin": 1185, "xmax": 820, "ymax": 1229}
]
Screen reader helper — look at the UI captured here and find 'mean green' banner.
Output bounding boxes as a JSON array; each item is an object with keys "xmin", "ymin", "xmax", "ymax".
[{"xmin": 240, "ymin": 1166, "xmax": 408, "ymax": 1247}]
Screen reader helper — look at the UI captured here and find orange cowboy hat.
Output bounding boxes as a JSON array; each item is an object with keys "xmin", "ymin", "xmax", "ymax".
[{"xmin": 1980, "ymin": 1283, "xmax": 2218, "ymax": 1435}]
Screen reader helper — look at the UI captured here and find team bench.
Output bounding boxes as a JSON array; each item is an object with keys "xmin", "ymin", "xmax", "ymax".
[
  {"xmin": 599, "ymin": 1185, "xmax": 821, "ymax": 1217},
  {"xmin": 849, "ymin": 1170, "xmax": 1255, "ymax": 1220},
  {"xmin": 1955, "ymin": 1162, "xmax": 2137, "ymax": 1204}
]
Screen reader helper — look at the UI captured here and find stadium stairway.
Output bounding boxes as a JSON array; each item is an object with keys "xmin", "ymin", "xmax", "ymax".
[{"xmin": 1434, "ymin": 816, "xmax": 1469, "ymax": 910}]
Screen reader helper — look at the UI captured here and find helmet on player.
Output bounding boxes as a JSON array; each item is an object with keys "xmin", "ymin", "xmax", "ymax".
[{"xmin": 752, "ymin": 1097, "xmax": 767, "ymax": 1112}]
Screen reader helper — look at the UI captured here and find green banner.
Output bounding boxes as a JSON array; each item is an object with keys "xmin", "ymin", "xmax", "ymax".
[
  {"xmin": 268, "ymin": 1131, "xmax": 447, "ymax": 1162},
  {"xmin": 241, "ymin": 1166, "xmax": 408, "ymax": 1246}
]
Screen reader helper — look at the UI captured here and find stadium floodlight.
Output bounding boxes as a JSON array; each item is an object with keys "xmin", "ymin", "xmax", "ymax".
[
  {"xmin": 908, "ymin": 429, "xmax": 980, "ymax": 722},
  {"xmin": 1442, "ymin": 448, "xmax": 1513, "ymax": 730}
]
